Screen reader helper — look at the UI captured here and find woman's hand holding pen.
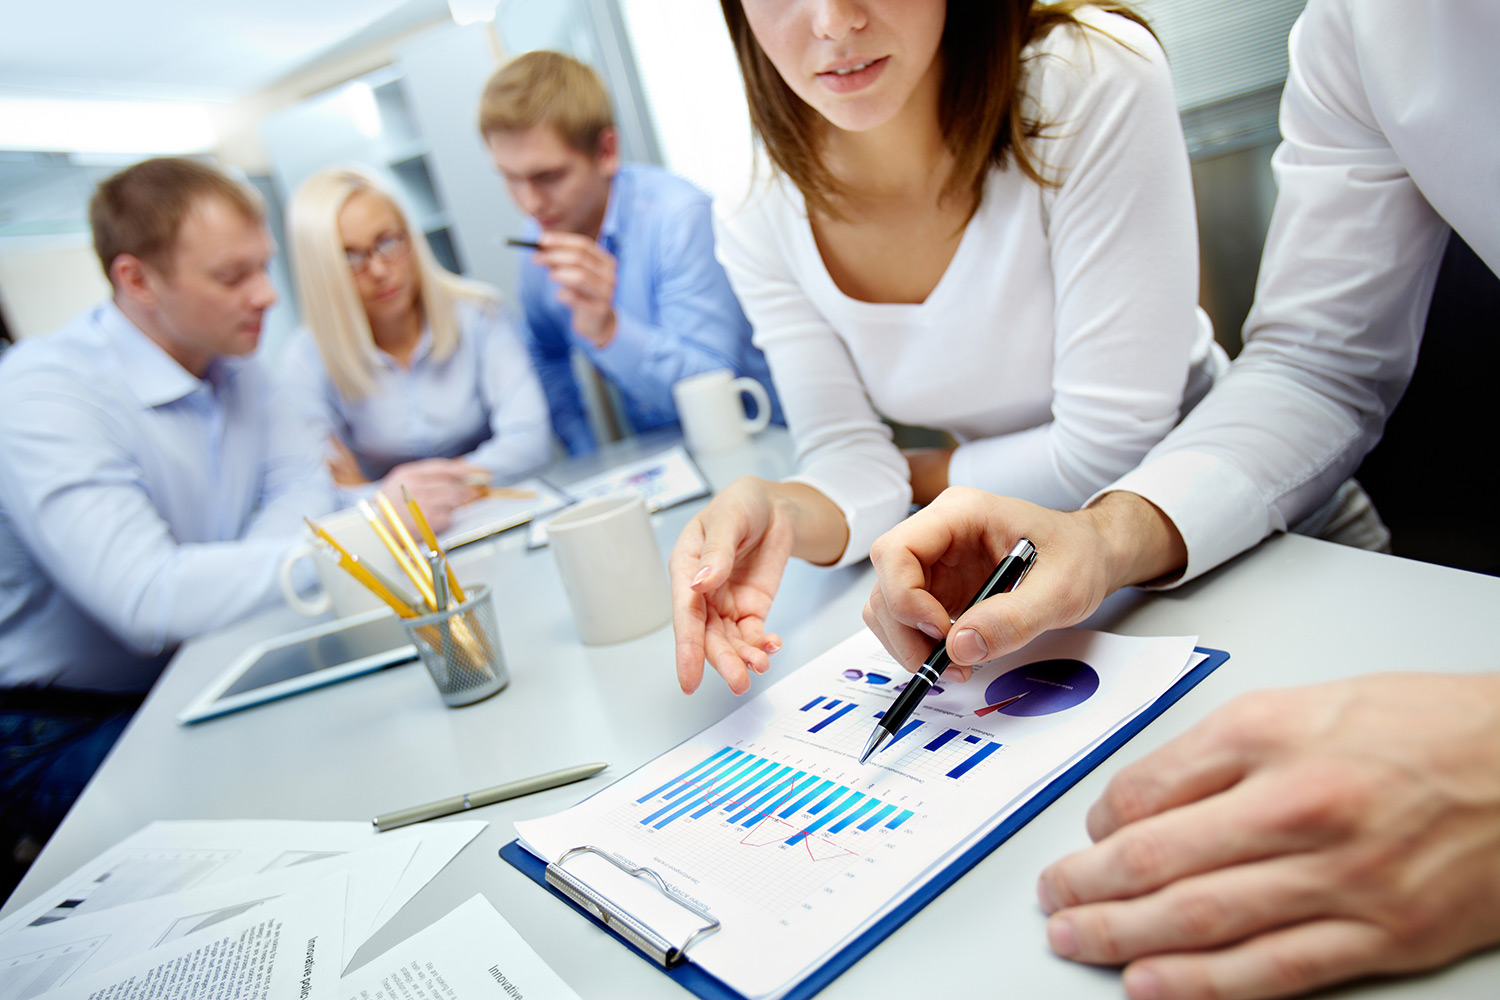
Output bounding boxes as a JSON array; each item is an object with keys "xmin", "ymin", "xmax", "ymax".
[
  {"xmin": 378, "ymin": 458, "xmax": 487, "ymax": 533},
  {"xmin": 862, "ymin": 487, "xmax": 1178, "ymax": 681},
  {"xmin": 671, "ymin": 477, "xmax": 849, "ymax": 696}
]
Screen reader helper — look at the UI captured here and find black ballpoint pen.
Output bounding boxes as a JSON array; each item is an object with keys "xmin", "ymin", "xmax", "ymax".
[{"xmin": 859, "ymin": 538, "xmax": 1037, "ymax": 764}]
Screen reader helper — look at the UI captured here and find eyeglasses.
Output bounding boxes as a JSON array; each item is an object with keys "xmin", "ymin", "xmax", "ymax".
[{"xmin": 345, "ymin": 231, "xmax": 410, "ymax": 274}]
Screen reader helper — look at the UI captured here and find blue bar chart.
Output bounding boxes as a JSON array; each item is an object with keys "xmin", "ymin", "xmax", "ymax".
[
  {"xmin": 636, "ymin": 745, "xmax": 913, "ymax": 858},
  {"xmin": 795, "ymin": 695, "xmax": 1007, "ymax": 780}
]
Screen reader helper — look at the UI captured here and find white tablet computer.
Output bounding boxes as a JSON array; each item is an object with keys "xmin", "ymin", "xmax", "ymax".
[{"xmin": 178, "ymin": 609, "xmax": 417, "ymax": 725}]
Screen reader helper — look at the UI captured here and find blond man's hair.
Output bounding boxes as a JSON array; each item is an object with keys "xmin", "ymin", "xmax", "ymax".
[
  {"xmin": 477, "ymin": 50, "xmax": 614, "ymax": 151},
  {"xmin": 90, "ymin": 157, "xmax": 264, "ymax": 281},
  {"xmin": 287, "ymin": 166, "xmax": 498, "ymax": 401}
]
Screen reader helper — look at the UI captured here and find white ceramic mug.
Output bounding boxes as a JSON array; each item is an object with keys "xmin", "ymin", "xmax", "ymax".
[
  {"xmin": 671, "ymin": 369, "xmax": 771, "ymax": 455},
  {"xmin": 278, "ymin": 506, "xmax": 408, "ymax": 618},
  {"xmin": 547, "ymin": 492, "xmax": 672, "ymax": 644}
]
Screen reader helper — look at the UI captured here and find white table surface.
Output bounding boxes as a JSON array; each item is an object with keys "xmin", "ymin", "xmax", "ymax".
[{"xmin": 6, "ymin": 428, "xmax": 1499, "ymax": 999}]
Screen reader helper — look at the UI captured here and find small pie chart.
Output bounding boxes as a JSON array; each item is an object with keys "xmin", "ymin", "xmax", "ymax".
[{"xmin": 978, "ymin": 659, "xmax": 1099, "ymax": 717}]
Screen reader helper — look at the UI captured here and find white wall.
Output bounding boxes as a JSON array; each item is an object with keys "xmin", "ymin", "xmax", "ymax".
[
  {"xmin": 0, "ymin": 235, "xmax": 111, "ymax": 338},
  {"xmin": 618, "ymin": 0, "xmax": 755, "ymax": 205}
]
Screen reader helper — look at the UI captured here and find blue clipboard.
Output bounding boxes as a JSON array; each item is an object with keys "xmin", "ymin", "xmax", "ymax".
[{"xmin": 501, "ymin": 645, "xmax": 1230, "ymax": 1000}]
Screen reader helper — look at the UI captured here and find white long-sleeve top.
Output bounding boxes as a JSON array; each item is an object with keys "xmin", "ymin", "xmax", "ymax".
[
  {"xmin": 716, "ymin": 9, "xmax": 1224, "ymax": 567},
  {"xmin": 1108, "ymin": 0, "xmax": 1500, "ymax": 583}
]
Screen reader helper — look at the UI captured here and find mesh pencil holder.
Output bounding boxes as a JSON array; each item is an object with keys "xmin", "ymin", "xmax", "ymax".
[{"xmin": 401, "ymin": 584, "xmax": 510, "ymax": 707}]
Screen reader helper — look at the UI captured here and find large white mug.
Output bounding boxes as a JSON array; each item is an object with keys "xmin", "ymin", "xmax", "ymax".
[
  {"xmin": 547, "ymin": 492, "xmax": 671, "ymax": 644},
  {"xmin": 278, "ymin": 506, "xmax": 408, "ymax": 618},
  {"xmin": 671, "ymin": 369, "xmax": 771, "ymax": 455}
]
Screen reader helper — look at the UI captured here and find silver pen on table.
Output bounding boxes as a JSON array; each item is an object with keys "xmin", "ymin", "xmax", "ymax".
[{"xmin": 372, "ymin": 762, "xmax": 609, "ymax": 832}]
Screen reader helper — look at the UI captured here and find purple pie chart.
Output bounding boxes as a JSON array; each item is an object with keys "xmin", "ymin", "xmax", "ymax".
[{"xmin": 979, "ymin": 659, "xmax": 1099, "ymax": 717}]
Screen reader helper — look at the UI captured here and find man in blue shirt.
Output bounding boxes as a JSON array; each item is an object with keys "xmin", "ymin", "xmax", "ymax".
[
  {"xmin": 0, "ymin": 158, "xmax": 334, "ymax": 863},
  {"xmin": 478, "ymin": 50, "xmax": 781, "ymax": 455}
]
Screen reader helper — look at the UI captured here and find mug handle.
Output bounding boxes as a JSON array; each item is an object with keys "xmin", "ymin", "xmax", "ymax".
[
  {"xmin": 732, "ymin": 377, "xmax": 772, "ymax": 435},
  {"xmin": 279, "ymin": 541, "xmax": 332, "ymax": 617}
]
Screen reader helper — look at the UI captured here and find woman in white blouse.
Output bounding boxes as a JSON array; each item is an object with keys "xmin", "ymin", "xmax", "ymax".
[
  {"xmin": 282, "ymin": 167, "xmax": 552, "ymax": 529},
  {"xmin": 672, "ymin": 0, "xmax": 1227, "ymax": 694}
]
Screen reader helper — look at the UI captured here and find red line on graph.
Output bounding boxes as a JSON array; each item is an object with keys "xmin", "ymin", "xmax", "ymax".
[
  {"xmin": 656, "ymin": 774, "xmax": 861, "ymax": 860},
  {"xmin": 739, "ymin": 815, "xmax": 858, "ymax": 862}
]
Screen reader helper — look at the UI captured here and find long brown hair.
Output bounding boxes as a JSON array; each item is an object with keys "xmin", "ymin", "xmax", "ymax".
[{"xmin": 719, "ymin": 0, "xmax": 1152, "ymax": 220}]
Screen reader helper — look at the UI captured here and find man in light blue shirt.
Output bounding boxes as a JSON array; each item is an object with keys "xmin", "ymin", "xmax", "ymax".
[
  {"xmin": 0, "ymin": 158, "xmax": 334, "ymax": 855},
  {"xmin": 478, "ymin": 50, "xmax": 782, "ymax": 455}
]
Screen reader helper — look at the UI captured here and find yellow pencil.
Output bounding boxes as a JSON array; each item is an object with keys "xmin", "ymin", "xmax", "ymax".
[
  {"xmin": 401, "ymin": 486, "xmax": 468, "ymax": 605},
  {"xmin": 305, "ymin": 518, "xmax": 420, "ymax": 617},
  {"xmin": 377, "ymin": 492, "xmax": 434, "ymax": 591},
  {"xmin": 358, "ymin": 500, "xmax": 438, "ymax": 610}
]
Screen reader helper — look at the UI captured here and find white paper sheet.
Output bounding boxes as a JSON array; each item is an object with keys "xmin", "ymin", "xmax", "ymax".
[
  {"xmin": 0, "ymin": 868, "xmax": 356, "ymax": 1000},
  {"xmin": 0, "ymin": 819, "xmax": 484, "ymax": 952},
  {"xmin": 441, "ymin": 477, "xmax": 571, "ymax": 550},
  {"xmin": 341, "ymin": 895, "xmax": 579, "ymax": 1000},
  {"xmin": 516, "ymin": 628, "xmax": 1199, "ymax": 999},
  {"xmin": 527, "ymin": 445, "xmax": 709, "ymax": 548},
  {"xmin": 30, "ymin": 874, "xmax": 346, "ymax": 1000}
]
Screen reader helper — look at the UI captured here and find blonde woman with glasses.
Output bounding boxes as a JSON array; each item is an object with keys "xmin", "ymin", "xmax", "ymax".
[{"xmin": 281, "ymin": 167, "xmax": 551, "ymax": 529}]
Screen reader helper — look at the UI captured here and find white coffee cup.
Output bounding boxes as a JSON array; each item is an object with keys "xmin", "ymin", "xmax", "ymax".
[
  {"xmin": 671, "ymin": 369, "xmax": 771, "ymax": 455},
  {"xmin": 547, "ymin": 492, "xmax": 671, "ymax": 644},
  {"xmin": 278, "ymin": 506, "xmax": 409, "ymax": 618}
]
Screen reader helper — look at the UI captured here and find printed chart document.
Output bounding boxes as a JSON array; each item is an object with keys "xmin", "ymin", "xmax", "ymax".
[
  {"xmin": 342, "ymin": 895, "xmax": 579, "ymax": 1000},
  {"xmin": 0, "ymin": 819, "xmax": 484, "ymax": 954},
  {"xmin": 516, "ymin": 628, "xmax": 1199, "ymax": 999},
  {"xmin": 28, "ymin": 874, "xmax": 345, "ymax": 1000},
  {"xmin": 0, "ymin": 848, "xmax": 409, "ymax": 997}
]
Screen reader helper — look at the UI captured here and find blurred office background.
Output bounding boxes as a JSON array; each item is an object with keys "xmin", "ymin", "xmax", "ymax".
[{"xmin": 1, "ymin": 0, "xmax": 1493, "ymax": 573}]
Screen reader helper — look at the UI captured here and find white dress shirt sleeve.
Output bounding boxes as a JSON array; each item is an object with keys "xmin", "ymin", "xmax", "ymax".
[
  {"xmin": 273, "ymin": 330, "xmax": 342, "ymax": 452},
  {"xmin": 715, "ymin": 198, "xmax": 911, "ymax": 569},
  {"xmin": 0, "ymin": 365, "xmax": 333, "ymax": 656},
  {"xmin": 947, "ymin": 14, "xmax": 1214, "ymax": 510},
  {"xmin": 1106, "ymin": 0, "xmax": 1451, "ymax": 584}
]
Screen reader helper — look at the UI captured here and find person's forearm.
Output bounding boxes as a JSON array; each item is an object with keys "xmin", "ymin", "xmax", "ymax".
[
  {"xmin": 1083, "ymin": 490, "xmax": 1189, "ymax": 590},
  {"xmin": 768, "ymin": 480, "xmax": 851, "ymax": 567}
]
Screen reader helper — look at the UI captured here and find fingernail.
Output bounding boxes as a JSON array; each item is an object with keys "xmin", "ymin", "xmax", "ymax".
[
  {"xmin": 1036, "ymin": 874, "xmax": 1058, "ymax": 913},
  {"xmin": 691, "ymin": 567, "xmax": 712, "ymax": 588},
  {"xmin": 763, "ymin": 637, "xmax": 782, "ymax": 654},
  {"xmin": 951, "ymin": 628, "xmax": 988, "ymax": 663},
  {"xmin": 918, "ymin": 621, "xmax": 943, "ymax": 640},
  {"xmin": 1047, "ymin": 916, "xmax": 1078, "ymax": 958},
  {"xmin": 1123, "ymin": 966, "xmax": 1162, "ymax": 1000}
]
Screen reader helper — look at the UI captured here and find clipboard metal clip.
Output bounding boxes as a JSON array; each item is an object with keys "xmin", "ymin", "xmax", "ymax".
[{"xmin": 545, "ymin": 844, "xmax": 721, "ymax": 967}]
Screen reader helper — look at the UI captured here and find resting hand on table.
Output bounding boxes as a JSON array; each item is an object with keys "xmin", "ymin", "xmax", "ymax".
[
  {"xmin": 326, "ymin": 435, "xmax": 367, "ymax": 487},
  {"xmin": 1037, "ymin": 672, "xmax": 1500, "ymax": 1000},
  {"xmin": 904, "ymin": 447, "xmax": 955, "ymax": 507},
  {"xmin": 862, "ymin": 487, "xmax": 1184, "ymax": 681},
  {"xmin": 671, "ymin": 477, "xmax": 850, "ymax": 696},
  {"xmin": 378, "ymin": 458, "xmax": 486, "ymax": 533}
]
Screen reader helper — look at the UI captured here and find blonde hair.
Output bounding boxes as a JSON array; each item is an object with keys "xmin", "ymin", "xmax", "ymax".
[
  {"xmin": 91, "ymin": 157, "xmax": 264, "ymax": 281},
  {"xmin": 287, "ymin": 166, "xmax": 496, "ymax": 401},
  {"xmin": 477, "ymin": 50, "xmax": 613, "ymax": 151}
]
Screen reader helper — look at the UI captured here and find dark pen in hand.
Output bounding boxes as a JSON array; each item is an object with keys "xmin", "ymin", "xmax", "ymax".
[{"xmin": 859, "ymin": 538, "xmax": 1037, "ymax": 764}]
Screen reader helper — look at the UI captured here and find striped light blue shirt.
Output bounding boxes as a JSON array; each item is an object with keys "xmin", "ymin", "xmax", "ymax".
[{"xmin": 0, "ymin": 303, "xmax": 335, "ymax": 692}]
